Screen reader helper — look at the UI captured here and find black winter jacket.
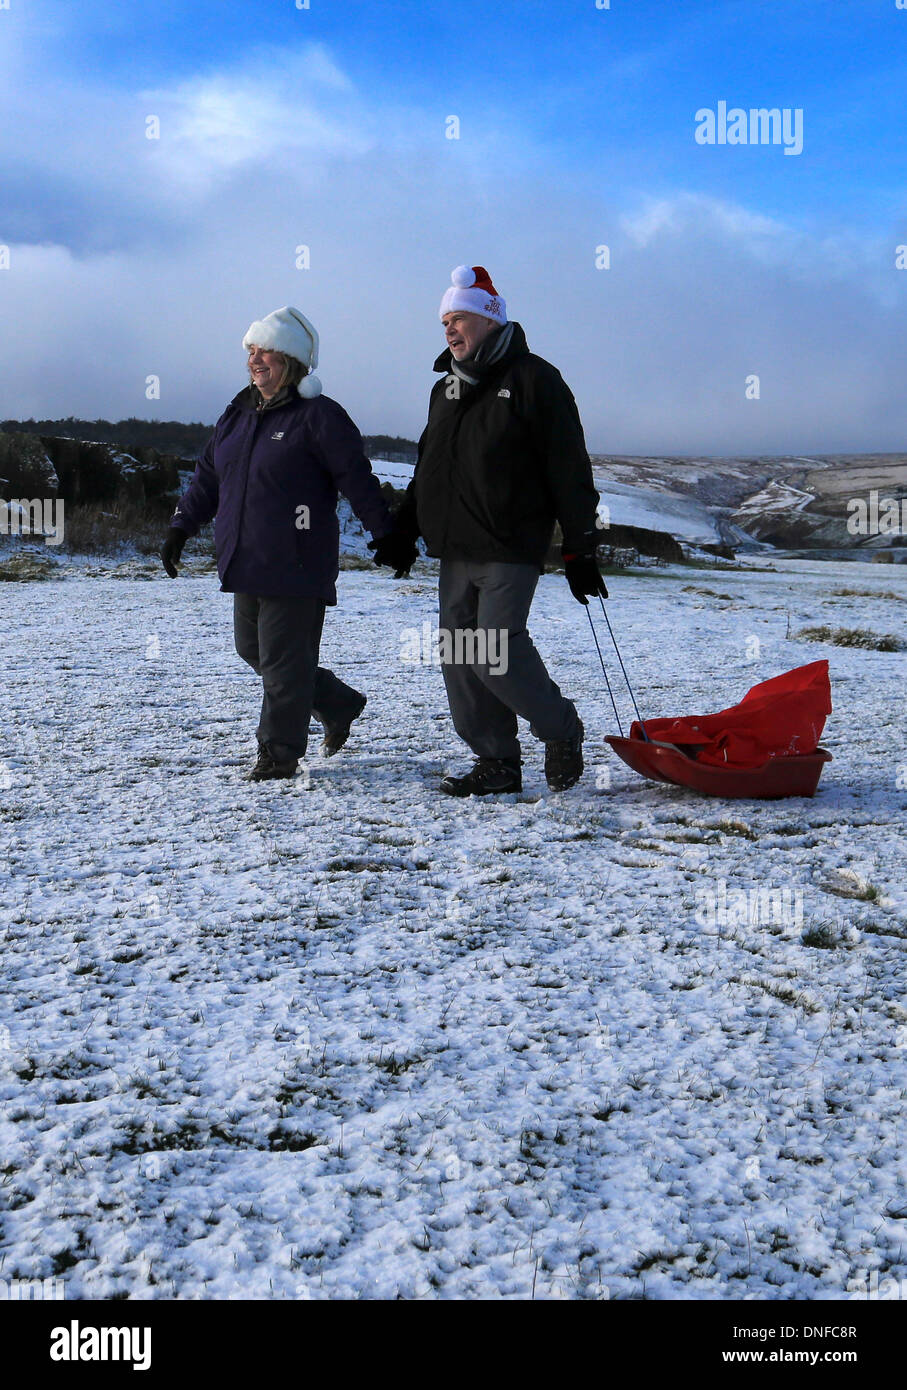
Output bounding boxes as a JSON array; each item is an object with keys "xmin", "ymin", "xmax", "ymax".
[{"xmin": 397, "ymin": 323, "xmax": 600, "ymax": 566}]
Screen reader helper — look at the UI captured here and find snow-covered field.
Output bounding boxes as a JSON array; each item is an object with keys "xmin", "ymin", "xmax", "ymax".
[
  {"xmin": 370, "ymin": 457, "xmax": 416, "ymax": 489},
  {"xmin": 1, "ymin": 557, "xmax": 906, "ymax": 1300}
]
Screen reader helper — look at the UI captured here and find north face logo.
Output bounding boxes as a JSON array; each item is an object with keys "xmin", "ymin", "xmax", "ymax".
[
  {"xmin": 271, "ymin": 431, "xmax": 285, "ymax": 440},
  {"xmin": 497, "ymin": 389, "xmax": 511, "ymax": 398}
]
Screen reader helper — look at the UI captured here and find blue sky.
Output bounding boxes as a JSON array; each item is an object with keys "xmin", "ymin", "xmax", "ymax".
[{"xmin": 2, "ymin": 0, "xmax": 906, "ymax": 451}]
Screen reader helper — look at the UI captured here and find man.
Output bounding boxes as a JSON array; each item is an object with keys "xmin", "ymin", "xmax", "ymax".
[{"xmin": 372, "ymin": 265, "xmax": 606, "ymax": 796}]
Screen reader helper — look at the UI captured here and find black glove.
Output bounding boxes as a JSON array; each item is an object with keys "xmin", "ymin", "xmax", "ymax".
[
  {"xmin": 160, "ymin": 527, "xmax": 187, "ymax": 578},
  {"xmin": 368, "ymin": 531, "xmax": 419, "ymax": 579},
  {"xmin": 564, "ymin": 553, "xmax": 608, "ymax": 605}
]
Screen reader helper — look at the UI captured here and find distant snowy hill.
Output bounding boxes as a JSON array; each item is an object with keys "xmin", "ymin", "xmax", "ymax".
[
  {"xmin": 591, "ymin": 455, "xmax": 907, "ymax": 558},
  {"xmin": 590, "ymin": 476, "xmax": 724, "ymax": 547}
]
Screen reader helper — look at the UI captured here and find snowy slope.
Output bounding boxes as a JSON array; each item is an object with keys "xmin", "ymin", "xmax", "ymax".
[
  {"xmin": 369, "ymin": 457, "xmax": 724, "ymax": 546},
  {"xmin": 1, "ymin": 560, "xmax": 906, "ymax": 1299},
  {"xmin": 369, "ymin": 457, "xmax": 415, "ymax": 489},
  {"xmin": 591, "ymin": 478, "xmax": 722, "ymax": 545},
  {"xmin": 592, "ymin": 454, "xmax": 907, "ymax": 554}
]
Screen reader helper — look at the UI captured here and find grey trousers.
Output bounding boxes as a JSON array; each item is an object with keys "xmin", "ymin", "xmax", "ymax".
[
  {"xmin": 233, "ymin": 594, "xmax": 364, "ymax": 761},
  {"xmin": 438, "ymin": 559, "xmax": 580, "ymax": 762}
]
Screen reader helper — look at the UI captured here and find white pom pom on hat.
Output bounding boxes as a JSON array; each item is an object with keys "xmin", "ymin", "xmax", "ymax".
[
  {"xmin": 242, "ymin": 306, "xmax": 322, "ymax": 398},
  {"xmin": 440, "ymin": 265, "xmax": 507, "ymax": 325},
  {"xmin": 297, "ymin": 372, "xmax": 322, "ymax": 398}
]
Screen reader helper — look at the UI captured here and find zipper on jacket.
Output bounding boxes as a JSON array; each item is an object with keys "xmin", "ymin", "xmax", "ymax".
[{"xmin": 225, "ymin": 409, "xmax": 267, "ymax": 581}]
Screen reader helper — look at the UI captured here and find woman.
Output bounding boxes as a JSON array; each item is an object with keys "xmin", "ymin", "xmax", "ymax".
[{"xmin": 160, "ymin": 306, "xmax": 416, "ymax": 780}]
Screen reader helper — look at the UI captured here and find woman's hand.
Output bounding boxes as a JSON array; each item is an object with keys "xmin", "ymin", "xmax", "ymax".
[
  {"xmin": 160, "ymin": 528, "xmax": 187, "ymax": 578},
  {"xmin": 368, "ymin": 532, "xmax": 419, "ymax": 579}
]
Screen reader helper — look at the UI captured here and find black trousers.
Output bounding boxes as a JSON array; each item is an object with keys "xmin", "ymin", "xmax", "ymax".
[{"xmin": 233, "ymin": 594, "xmax": 364, "ymax": 761}]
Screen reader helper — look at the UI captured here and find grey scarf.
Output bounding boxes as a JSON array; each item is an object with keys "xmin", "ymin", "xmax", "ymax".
[{"xmin": 449, "ymin": 321, "xmax": 515, "ymax": 388}]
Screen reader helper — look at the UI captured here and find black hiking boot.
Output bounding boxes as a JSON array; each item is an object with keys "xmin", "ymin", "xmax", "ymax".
[
  {"xmin": 440, "ymin": 757, "xmax": 522, "ymax": 798},
  {"xmin": 545, "ymin": 718, "xmax": 584, "ymax": 791},
  {"xmin": 321, "ymin": 693, "xmax": 367, "ymax": 757},
  {"xmin": 244, "ymin": 744, "xmax": 298, "ymax": 782}
]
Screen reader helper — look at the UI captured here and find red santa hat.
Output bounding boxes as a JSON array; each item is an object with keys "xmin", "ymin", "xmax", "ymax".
[{"xmin": 439, "ymin": 265, "xmax": 507, "ymax": 325}]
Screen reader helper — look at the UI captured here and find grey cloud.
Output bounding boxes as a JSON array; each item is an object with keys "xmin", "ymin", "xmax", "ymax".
[{"xmin": 2, "ymin": 48, "xmax": 905, "ymax": 453}]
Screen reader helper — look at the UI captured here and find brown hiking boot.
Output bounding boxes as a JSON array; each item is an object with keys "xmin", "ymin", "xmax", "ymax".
[{"xmin": 244, "ymin": 745, "xmax": 298, "ymax": 782}]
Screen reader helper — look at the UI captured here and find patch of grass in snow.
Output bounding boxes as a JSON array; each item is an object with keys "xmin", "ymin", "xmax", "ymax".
[
  {"xmin": 51, "ymin": 1248, "xmax": 84, "ymax": 1276},
  {"xmin": 591, "ymin": 1103, "xmax": 629, "ymax": 1122},
  {"xmin": 632, "ymin": 1248, "xmax": 686, "ymax": 1274},
  {"xmin": 14, "ymin": 1049, "xmax": 109, "ymax": 1082},
  {"xmin": 778, "ymin": 1147, "xmax": 824, "ymax": 1166},
  {"xmin": 0, "ymin": 1183, "xmax": 34, "ymax": 1212},
  {"xmin": 794, "ymin": 624, "xmax": 904, "ymax": 652},
  {"xmin": 325, "ymin": 857, "xmax": 400, "ymax": 872},
  {"xmin": 266, "ymin": 1126, "xmax": 321, "ymax": 1152},
  {"xmin": 370, "ymin": 1050, "xmax": 422, "ymax": 1076},
  {"xmin": 831, "ymin": 587, "xmax": 905, "ymax": 601},
  {"xmin": 678, "ymin": 557, "xmax": 776, "ymax": 573},
  {"xmin": 0, "ymin": 551, "xmax": 61, "ymax": 581},
  {"xmin": 728, "ymin": 974, "xmax": 821, "ymax": 1013},
  {"xmin": 801, "ymin": 923, "xmax": 843, "ymax": 950},
  {"xmin": 519, "ymin": 1126, "xmax": 568, "ymax": 1162},
  {"xmin": 862, "ymin": 921, "xmax": 907, "ymax": 940},
  {"xmin": 663, "ymin": 828, "xmax": 718, "ymax": 844},
  {"xmin": 312, "ymin": 912, "xmax": 345, "ymax": 930},
  {"xmin": 821, "ymin": 869, "xmax": 880, "ymax": 901},
  {"xmin": 127, "ymin": 1071, "xmax": 167, "ymax": 1100},
  {"xmin": 56, "ymin": 500, "xmax": 183, "ymax": 556},
  {"xmin": 682, "ymin": 585, "xmax": 735, "ymax": 600},
  {"xmin": 384, "ymin": 1119, "xmax": 415, "ymax": 1157},
  {"xmin": 112, "ymin": 1121, "xmax": 205, "ymax": 1155},
  {"xmin": 710, "ymin": 819, "xmax": 757, "ymax": 840}
]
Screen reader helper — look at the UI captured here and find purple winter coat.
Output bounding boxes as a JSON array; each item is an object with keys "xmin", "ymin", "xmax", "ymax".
[{"xmin": 170, "ymin": 385, "xmax": 392, "ymax": 603}]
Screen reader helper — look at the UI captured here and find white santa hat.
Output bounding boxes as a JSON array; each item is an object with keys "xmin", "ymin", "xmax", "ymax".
[
  {"xmin": 439, "ymin": 265, "xmax": 507, "ymax": 326},
  {"xmin": 242, "ymin": 306, "xmax": 322, "ymax": 398}
]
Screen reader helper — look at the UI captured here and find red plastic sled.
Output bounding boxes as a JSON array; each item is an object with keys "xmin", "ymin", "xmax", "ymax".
[
  {"xmin": 604, "ymin": 660, "xmax": 834, "ymax": 800},
  {"xmin": 605, "ymin": 735, "xmax": 832, "ymax": 799}
]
